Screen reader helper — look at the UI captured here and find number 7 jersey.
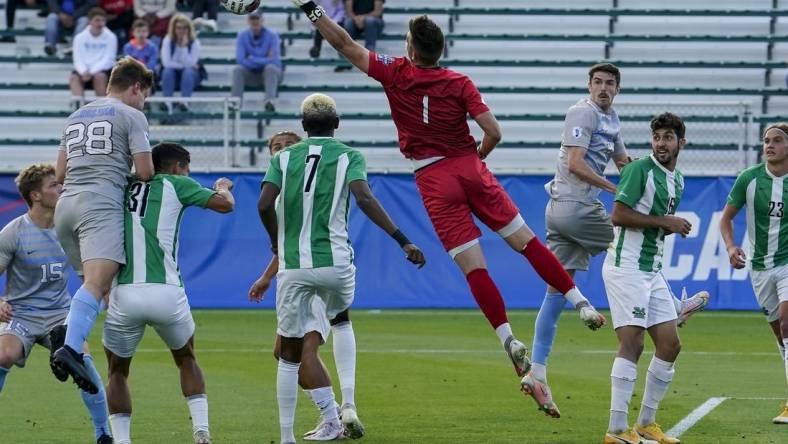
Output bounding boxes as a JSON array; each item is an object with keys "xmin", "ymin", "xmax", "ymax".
[
  {"xmin": 727, "ymin": 163, "xmax": 788, "ymax": 271},
  {"xmin": 59, "ymin": 97, "xmax": 151, "ymax": 206},
  {"xmin": 117, "ymin": 174, "xmax": 216, "ymax": 286},
  {"xmin": 263, "ymin": 138, "xmax": 367, "ymax": 270}
]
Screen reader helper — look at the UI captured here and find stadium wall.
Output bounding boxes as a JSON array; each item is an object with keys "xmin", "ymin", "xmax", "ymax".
[{"xmin": 0, "ymin": 173, "xmax": 756, "ymax": 311}]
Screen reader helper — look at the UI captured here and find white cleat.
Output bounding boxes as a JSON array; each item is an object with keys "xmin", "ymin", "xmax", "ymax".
[
  {"xmin": 677, "ymin": 289, "xmax": 710, "ymax": 327},
  {"xmin": 579, "ymin": 304, "xmax": 607, "ymax": 331},
  {"xmin": 340, "ymin": 403, "xmax": 365, "ymax": 439},
  {"xmin": 193, "ymin": 429, "xmax": 212, "ymax": 444},
  {"xmin": 504, "ymin": 336, "xmax": 531, "ymax": 377},
  {"xmin": 773, "ymin": 404, "xmax": 788, "ymax": 424},
  {"xmin": 303, "ymin": 420, "xmax": 345, "ymax": 441}
]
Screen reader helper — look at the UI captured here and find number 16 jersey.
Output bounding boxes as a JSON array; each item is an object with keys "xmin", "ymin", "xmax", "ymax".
[{"xmin": 59, "ymin": 97, "xmax": 151, "ymax": 206}]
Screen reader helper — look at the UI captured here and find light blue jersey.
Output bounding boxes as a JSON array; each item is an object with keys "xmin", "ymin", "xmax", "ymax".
[
  {"xmin": 546, "ymin": 98, "xmax": 627, "ymax": 203},
  {"xmin": 0, "ymin": 214, "xmax": 70, "ymax": 318}
]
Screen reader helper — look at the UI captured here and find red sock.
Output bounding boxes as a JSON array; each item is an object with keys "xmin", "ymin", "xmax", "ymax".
[
  {"xmin": 465, "ymin": 268, "xmax": 508, "ymax": 329},
  {"xmin": 521, "ymin": 237, "xmax": 575, "ymax": 294}
]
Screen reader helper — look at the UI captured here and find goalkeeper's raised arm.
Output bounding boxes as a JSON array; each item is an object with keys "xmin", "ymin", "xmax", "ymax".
[{"xmin": 292, "ymin": 0, "xmax": 370, "ymax": 72}]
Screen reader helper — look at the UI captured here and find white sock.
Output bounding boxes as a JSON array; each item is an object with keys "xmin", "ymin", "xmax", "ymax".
[
  {"xmin": 331, "ymin": 322, "xmax": 356, "ymax": 407},
  {"xmin": 779, "ymin": 341, "xmax": 786, "ymax": 362},
  {"xmin": 564, "ymin": 287, "xmax": 588, "ymax": 307},
  {"xmin": 495, "ymin": 323, "xmax": 513, "ymax": 347},
  {"xmin": 673, "ymin": 296, "xmax": 683, "ymax": 316},
  {"xmin": 531, "ymin": 362, "xmax": 547, "ymax": 382},
  {"xmin": 308, "ymin": 386, "xmax": 339, "ymax": 423},
  {"xmin": 638, "ymin": 357, "xmax": 675, "ymax": 427},
  {"xmin": 109, "ymin": 413, "xmax": 131, "ymax": 444},
  {"xmin": 609, "ymin": 357, "xmax": 637, "ymax": 433},
  {"xmin": 277, "ymin": 359, "xmax": 300, "ymax": 444},
  {"xmin": 186, "ymin": 394, "xmax": 209, "ymax": 434},
  {"xmin": 783, "ymin": 338, "xmax": 788, "ymax": 389}
]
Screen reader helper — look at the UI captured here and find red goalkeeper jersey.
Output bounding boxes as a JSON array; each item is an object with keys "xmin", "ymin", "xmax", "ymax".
[{"xmin": 367, "ymin": 52, "xmax": 490, "ymax": 161}]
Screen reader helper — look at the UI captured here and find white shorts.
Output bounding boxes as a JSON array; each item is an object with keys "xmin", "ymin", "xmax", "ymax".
[
  {"xmin": 102, "ymin": 283, "xmax": 195, "ymax": 358},
  {"xmin": 305, "ymin": 296, "xmax": 331, "ymax": 343},
  {"xmin": 750, "ymin": 264, "xmax": 788, "ymax": 322},
  {"xmin": 276, "ymin": 265, "xmax": 355, "ymax": 339},
  {"xmin": 603, "ymin": 262, "xmax": 678, "ymax": 329}
]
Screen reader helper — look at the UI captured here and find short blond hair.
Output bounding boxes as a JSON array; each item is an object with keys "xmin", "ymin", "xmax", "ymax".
[
  {"xmin": 108, "ymin": 56, "xmax": 154, "ymax": 93},
  {"xmin": 764, "ymin": 122, "xmax": 788, "ymax": 139},
  {"xmin": 301, "ymin": 93, "xmax": 337, "ymax": 121},
  {"xmin": 15, "ymin": 164, "xmax": 55, "ymax": 207}
]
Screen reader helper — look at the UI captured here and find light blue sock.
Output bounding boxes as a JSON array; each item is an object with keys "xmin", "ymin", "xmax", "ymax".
[
  {"xmin": 0, "ymin": 366, "xmax": 9, "ymax": 392},
  {"xmin": 532, "ymin": 292, "xmax": 568, "ymax": 365},
  {"xmin": 80, "ymin": 355, "xmax": 110, "ymax": 439},
  {"xmin": 64, "ymin": 286, "xmax": 100, "ymax": 351}
]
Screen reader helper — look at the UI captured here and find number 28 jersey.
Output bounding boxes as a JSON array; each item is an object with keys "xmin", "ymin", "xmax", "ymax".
[
  {"xmin": 263, "ymin": 138, "xmax": 367, "ymax": 270},
  {"xmin": 118, "ymin": 174, "xmax": 215, "ymax": 286},
  {"xmin": 727, "ymin": 163, "xmax": 788, "ymax": 271},
  {"xmin": 367, "ymin": 52, "xmax": 490, "ymax": 161},
  {"xmin": 59, "ymin": 97, "xmax": 151, "ymax": 206}
]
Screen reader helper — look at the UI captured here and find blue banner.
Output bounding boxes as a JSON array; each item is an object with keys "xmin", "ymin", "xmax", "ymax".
[{"xmin": 0, "ymin": 173, "xmax": 752, "ymax": 310}]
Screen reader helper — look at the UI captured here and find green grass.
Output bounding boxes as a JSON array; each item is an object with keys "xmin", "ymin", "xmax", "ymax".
[{"xmin": 1, "ymin": 310, "xmax": 785, "ymax": 443}]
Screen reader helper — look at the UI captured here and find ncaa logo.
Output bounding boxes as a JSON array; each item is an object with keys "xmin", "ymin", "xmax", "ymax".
[
  {"xmin": 376, "ymin": 53, "xmax": 394, "ymax": 65},
  {"xmin": 572, "ymin": 127, "xmax": 583, "ymax": 139}
]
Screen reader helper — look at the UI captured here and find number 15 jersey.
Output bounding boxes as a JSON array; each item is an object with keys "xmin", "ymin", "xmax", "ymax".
[
  {"xmin": 59, "ymin": 97, "xmax": 151, "ymax": 206},
  {"xmin": 263, "ymin": 138, "xmax": 367, "ymax": 270}
]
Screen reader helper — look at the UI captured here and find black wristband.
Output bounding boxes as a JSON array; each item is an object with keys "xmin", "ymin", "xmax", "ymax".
[
  {"xmin": 391, "ymin": 229, "xmax": 411, "ymax": 247},
  {"xmin": 299, "ymin": 1, "xmax": 326, "ymax": 23}
]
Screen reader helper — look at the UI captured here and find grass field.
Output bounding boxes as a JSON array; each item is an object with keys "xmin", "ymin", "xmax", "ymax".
[{"xmin": 1, "ymin": 309, "xmax": 786, "ymax": 443}]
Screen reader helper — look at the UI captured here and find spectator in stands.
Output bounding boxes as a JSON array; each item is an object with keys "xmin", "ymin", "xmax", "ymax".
[
  {"xmin": 343, "ymin": 0, "xmax": 384, "ymax": 51},
  {"xmin": 231, "ymin": 11, "xmax": 282, "ymax": 112},
  {"xmin": 133, "ymin": 0, "xmax": 174, "ymax": 41},
  {"xmin": 123, "ymin": 18, "xmax": 158, "ymax": 71},
  {"xmin": 161, "ymin": 13, "xmax": 201, "ymax": 112},
  {"xmin": 3, "ymin": 0, "xmax": 48, "ymax": 44},
  {"xmin": 69, "ymin": 7, "xmax": 117, "ymax": 99},
  {"xmin": 44, "ymin": 0, "xmax": 96, "ymax": 55},
  {"xmin": 99, "ymin": 0, "xmax": 134, "ymax": 47},
  {"xmin": 309, "ymin": 0, "xmax": 345, "ymax": 58},
  {"xmin": 191, "ymin": 0, "xmax": 218, "ymax": 32}
]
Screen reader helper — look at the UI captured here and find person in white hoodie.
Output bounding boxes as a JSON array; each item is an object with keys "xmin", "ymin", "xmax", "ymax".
[{"xmin": 69, "ymin": 7, "xmax": 118, "ymax": 99}]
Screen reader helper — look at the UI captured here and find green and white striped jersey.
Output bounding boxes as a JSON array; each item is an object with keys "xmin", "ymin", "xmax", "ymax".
[
  {"xmin": 118, "ymin": 174, "xmax": 215, "ymax": 285},
  {"xmin": 727, "ymin": 163, "xmax": 788, "ymax": 271},
  {"xmin": 608, "ymin": 155, "xmax": 684, "ymax": 272},
  {"xmin": 263, "ymin": 137, "xmax": 367, "ymax": 270}
]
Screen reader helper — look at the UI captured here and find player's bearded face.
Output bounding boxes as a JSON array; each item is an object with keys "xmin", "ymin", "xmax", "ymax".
[
  {"xmin": 651, "ymin": 129, "xmax": 683, "ymax": 166},
  {"xmin": 37, "ymin": 175, "xmax": 62, "ymax": 209},
  {"xmin": 763, "ymin": 128, "xmax": 788, "ymax": 164}
]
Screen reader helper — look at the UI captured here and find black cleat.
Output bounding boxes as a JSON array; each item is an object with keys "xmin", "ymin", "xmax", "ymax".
[
  {"xmin": 52, "ymin": 345, "xmax": 98, "ymax": 394},
  {"xmin": 97, "ymin": 434, "xmax": 113, "ymax": 444},
  {"xmin": 48, "ymin": 325, "xmax": 69, "ymax": 381}
]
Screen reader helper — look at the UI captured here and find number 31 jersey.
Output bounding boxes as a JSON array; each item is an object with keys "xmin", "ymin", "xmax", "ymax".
[
  {"xmin": 59, "ymin": 97, "xmax": 151, "ymax": 206},
  {"xmin": 727, "ymin": 163, "xmax": 788, "ymax": 271},
  {"xmin": 263, "ymin": 138, "xmax": 367, "ymax": 270},
  {"xmin": 118, "ymin": 174, "xmax": 215, "ymax": 286}
]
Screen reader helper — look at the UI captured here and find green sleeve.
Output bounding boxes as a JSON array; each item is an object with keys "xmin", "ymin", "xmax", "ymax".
[
  {"xmin": 726, "ymin": 170, "xmax": 753, "ymax": 209},
  {"xmin": 614, "ymin": 162, "xmax": 646, "ymax": 208},
  {"xmin": 171, "ymin": 175, "xmax": 216, "ymax": 208},
  {"xmin": 264, "ymin": 152, "xmax": 284, "ymax": 188},
  {"xmin": 345, "ymin": 150, "xmax": 368, "ymax": 184}
]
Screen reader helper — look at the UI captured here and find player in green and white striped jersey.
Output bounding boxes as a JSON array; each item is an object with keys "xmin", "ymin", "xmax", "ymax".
[
  {"xmin": 102, "ymin": 143, "xmax": 235, "ymax": 444},
  {"xmin": 258, "ymin": 94, "xmax": 425, "ymax": 444},
  {"xmin": 602, "ymin": 113, "xmax": 693, "ymax": 444},
  {"xmin": 720, "ymin": 122, "xmax": 788, "ymax": 424}
]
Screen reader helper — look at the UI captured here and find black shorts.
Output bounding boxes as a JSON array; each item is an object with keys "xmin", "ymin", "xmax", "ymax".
[{"xmin": 71, "ymin": 69, "xmax": 112, "ymax": 89}]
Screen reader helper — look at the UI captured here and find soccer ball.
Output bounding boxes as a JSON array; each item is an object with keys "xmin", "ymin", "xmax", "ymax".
[{"xmin": 221, "ymin": 0, "xmax": 261, "ymax": 15}]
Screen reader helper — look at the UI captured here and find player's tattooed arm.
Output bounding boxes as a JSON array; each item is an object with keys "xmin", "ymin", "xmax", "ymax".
[
  {"xmin": 132, "ymin": 152, "xmax": 155, "ymax": 181},
  {"xmin": 292, "ymin": 0, "xmax": 370, "ymax": 73},
  {"xmin": 611, "ymin": 201, "xmax": 692, "ymax": 237},
  {"xmin": 719, "ymin": 203, "xmax": 746, "ymax": 269},
  {"xmin": 566, "ymin": 146, "xmax": 617, "ymax": 194},
  {"xmin": 349, "ymin": 180, "xmax": 426, "ymax": 268},
  {"xmin": 474, "ymin": 111, "xmax": 502, "ymax": 160}
]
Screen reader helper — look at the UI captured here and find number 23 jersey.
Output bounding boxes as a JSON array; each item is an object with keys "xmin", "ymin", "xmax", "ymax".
[
  {"xmin": 727, "ymin": 163, "xmax": 788, "ymax": 271},
  {"xmin": 59, "ymin": 97, "xmax": 151, "ymax": 205}
]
